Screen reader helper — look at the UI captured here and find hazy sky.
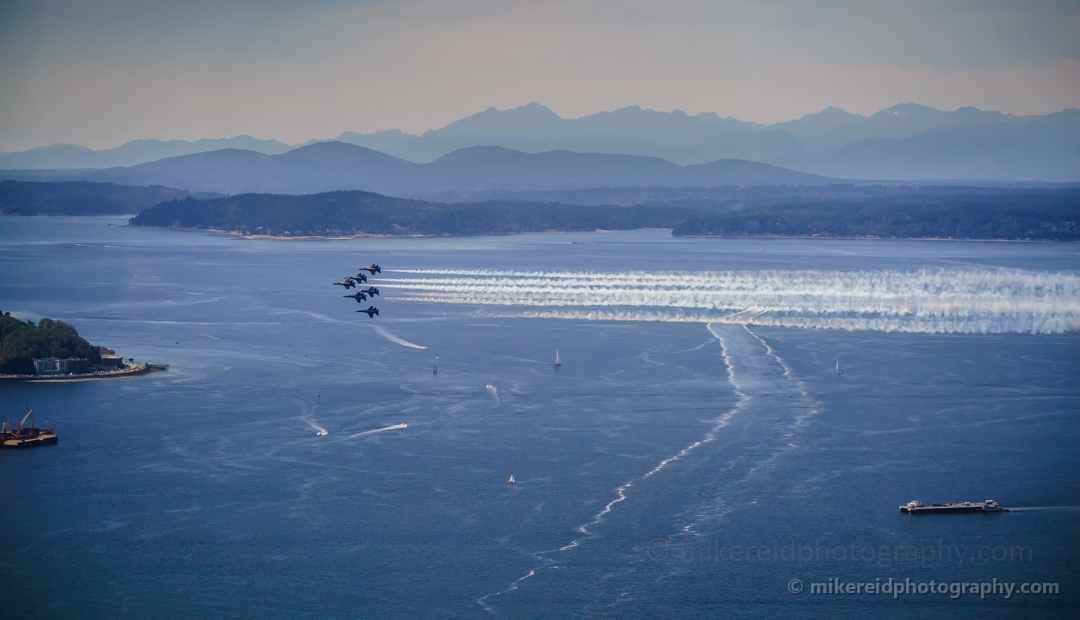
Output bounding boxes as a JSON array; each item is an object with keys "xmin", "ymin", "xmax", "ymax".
[{"xmin": 1, "ymin": 0, "xmax": 1078, "ymax": 150}]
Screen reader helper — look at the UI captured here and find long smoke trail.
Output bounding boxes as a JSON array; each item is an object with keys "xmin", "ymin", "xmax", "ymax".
[{"xmin": 383, "ymin": 268, "xmax": 1080, "ymax": 334}]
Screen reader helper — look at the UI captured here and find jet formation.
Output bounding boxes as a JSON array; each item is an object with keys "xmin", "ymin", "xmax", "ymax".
[
  {"xmin": 333, "ymin": 264, "xmax": 382, "ymax": 318},
  {"xmin": 344, "ymin": 287, "xmax": 380, "ymax": 303}
]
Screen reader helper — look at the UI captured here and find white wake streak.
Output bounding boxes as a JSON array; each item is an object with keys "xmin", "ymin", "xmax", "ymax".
[
  {"xmin": 345, "ymin": 423, "xmax": 407, "ymax": 439},
  {"xmin": 486, "ymin": 384, "xmax": 501, "ymax": 406},
  {"xmin": 371, "ymin": 325, "xmax": 427, "ymax": 349},
  {"xmin": 477, "ymin": 322, "xmax": 748, "ymax": 615},
  {"xmin": 272, "ymin": 310, "xmax": 427, "ymax": 348},
  {"xmin": 385, "ymin": 268, "xmax": 1080, "ymax": 334},
  {"xmin": 297, "ymin": 402, "xmax": 328, "ymax": 436}
]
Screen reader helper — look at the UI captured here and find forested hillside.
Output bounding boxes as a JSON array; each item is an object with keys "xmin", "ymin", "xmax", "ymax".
[{"xmin": 0, "ymin": 312, "xmax": 101, "ymax": 374}]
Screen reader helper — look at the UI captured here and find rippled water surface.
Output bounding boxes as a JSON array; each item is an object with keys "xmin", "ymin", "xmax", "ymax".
[{"xmin": 2, "ymin": 217, "xmax": 1078, "ymax": 618}]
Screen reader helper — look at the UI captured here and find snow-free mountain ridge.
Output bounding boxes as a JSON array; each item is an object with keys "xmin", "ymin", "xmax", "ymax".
[
  {"xmin": 68, "ymin": 142, "xmax": 833, "ymax": 195},
  {"xmin": 2, "ymin": 103, "xmax": 1077, "ymax": 181}
]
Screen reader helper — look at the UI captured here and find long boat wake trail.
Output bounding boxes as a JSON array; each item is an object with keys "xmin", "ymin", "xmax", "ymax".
[
  {"xmin": 578, "ymin": 323, "xmax": 822, "ymax": 615},
  {"xmin": 344, "ymin": 423, "xmax": 407, "ymax": 440},
  {"xmin": 477, "ymin": 322, "xmax": 751, "ymax": 616},
  {"xmin": 369, "ymin": 324, "xmax": 427, "ymax": 349}
]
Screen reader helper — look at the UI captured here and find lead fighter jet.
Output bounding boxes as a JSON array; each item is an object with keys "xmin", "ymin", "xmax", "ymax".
[
  {"xmin": 357, "ymin": 306, "xmax": 380, "ymax": 318},
  {"xmin": 344, "ymin": 291, "xmax": 368, "ymax": 302},
  {"xmin": 333, "ymin": 279, "xmax": 356, "ymax": 290},
  {"xmin": 358, "ymin": 264, "xmax": 381, "ymax": 274}
]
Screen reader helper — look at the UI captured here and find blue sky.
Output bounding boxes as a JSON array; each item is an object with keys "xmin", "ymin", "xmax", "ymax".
[{"xmin": 1, "ymin": 0, "xmax": 1077, "ymax": 150}]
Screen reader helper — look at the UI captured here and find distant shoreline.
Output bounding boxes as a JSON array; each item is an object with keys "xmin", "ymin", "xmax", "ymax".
[
  {"xmin": 121, "ymin": 224, "xmax": 401, "ymax": 240},
  {"xmin": 129, "ymin": 224, "xmax": 619, "ymax": 240},
  {"xmin": 674, "ymin": 234, "xmax": 1062, "ymax": 243},
  {"xmin": 233, "ymin": 231, "xmax": 399, "ymax": 240},
  {"xmin": 128, "ymin": 224, "xmax": 1074, "ymax": 243},
  {"xmin": 0, "ymin": 361, "xmax": 168, "ymax": 383}
]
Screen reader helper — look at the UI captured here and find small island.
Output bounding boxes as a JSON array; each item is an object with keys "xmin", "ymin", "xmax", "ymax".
[{"xmin": 0, "ymin": 311, "xmax": 166, "ymax": 382}]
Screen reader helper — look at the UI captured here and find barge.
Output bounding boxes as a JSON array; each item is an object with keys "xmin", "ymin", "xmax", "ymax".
[
  {"xmin": 900, "ymin": 499, "xmax": 1007, "ymax": 514},
  {"xmin": 2, "ymin": 405, "xmax": 57, "ymax": 449}
]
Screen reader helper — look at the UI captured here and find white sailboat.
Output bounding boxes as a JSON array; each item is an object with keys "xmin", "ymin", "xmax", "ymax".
[
  {"xmin": 835, "ymin": 360, "xmax": 843, "ymax": 374},
  {"xmin": 508, "ymin": 474, "xmax": 515, "ymax": 484},
  {"xmin": 554, "ymin": 349, "xmax": 561, "ymax": 367}
]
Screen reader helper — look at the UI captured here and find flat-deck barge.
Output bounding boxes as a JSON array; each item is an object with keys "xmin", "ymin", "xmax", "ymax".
[
  {"xmin": 2, "ymin": 406, "xmax": 57, "ymax": 449},
  {"xmin": 900, "ymin": 499, "xmax": 1008, "ymax": 514}
]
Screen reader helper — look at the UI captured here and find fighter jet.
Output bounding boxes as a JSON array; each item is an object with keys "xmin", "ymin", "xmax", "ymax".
[
  {"xmin": 344, "ymin": 291, "xmax": 369, "ymax": 302},
  {"xmin": 333, "ymin": 279, "xmax": 356, "ymax": 290},
  {"xmin": 357, "ymin": 306, "xmax": 380, "ymax": 318},
  {"xmin": 358, "ymin": 287, "xmax": 379, "ymax": 297},
  {"xmin": 347, "ymin": 273, "xmax": 368, "ymax": 284},
  {"xmin": 358, "ymin": 264, "xmax": 381, "ymax": 274}
]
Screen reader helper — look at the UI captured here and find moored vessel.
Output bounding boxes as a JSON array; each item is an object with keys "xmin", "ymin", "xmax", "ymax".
[
  {"xmin": 900, "ymin": 499, "xmax": 1007, "ymax": 514},
  {"xmin": 2, "ymin": 405, "xmax": 58, "ymax": 449}
]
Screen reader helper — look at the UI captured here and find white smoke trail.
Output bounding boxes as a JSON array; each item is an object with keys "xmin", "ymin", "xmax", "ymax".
[{"xmin": 380, "ymin": 268, "xmax": 1079, "ymax": 334}]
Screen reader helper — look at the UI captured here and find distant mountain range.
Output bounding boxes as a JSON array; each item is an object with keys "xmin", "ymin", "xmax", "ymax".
[
  {"xmin": 0, "ymin": 136, "xmax": 294, "ymax": 169},
  {"xmin": 2, "ymin": 103, "xmax": 1077, "ymax": 182},
  {"xmin": 17, "ymin": 143, "xmax": 829, "ymax": 195}
]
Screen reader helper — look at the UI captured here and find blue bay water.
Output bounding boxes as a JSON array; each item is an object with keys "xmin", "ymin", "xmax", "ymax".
[{"xmin": 1, "ymin": 216, "xmax": 1078, "ymax": 618}]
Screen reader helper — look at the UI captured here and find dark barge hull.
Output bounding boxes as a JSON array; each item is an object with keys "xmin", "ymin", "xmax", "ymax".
[
  {"xmin": 900, "ymin": 502, "xmax": 1007, "ymax": 514},
  {"xmin": 2, "ymin": 435, "xmax": 58, "ymax": 449}
]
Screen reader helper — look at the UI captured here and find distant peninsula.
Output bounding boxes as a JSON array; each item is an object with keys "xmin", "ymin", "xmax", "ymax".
[
  {"xmin": 128, "ymin": 191, "xmax": 694, "ymax": 237},
  {"xmin": 127, "ymin": 187, "xmax": 1080, "ymax": 241},
  {"xmin": 0, "ymin": 180, "xmax": 200, "ymax": 215}
]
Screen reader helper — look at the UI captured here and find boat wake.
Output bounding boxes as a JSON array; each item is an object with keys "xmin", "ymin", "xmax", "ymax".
[
  {"xmin": 478, "ymin": 320, "xmax": 823, "ymax": 615},
  {"xmin": 344, "ymin": 423, "xmax": 408, "ymax": 439},
  {"xmin": 486, "ymin": 384, "xmax": 500, "ymax": 406},
  {"xmin": 478, "ymin": 322, "xmax": 753, "ymax": 615},
  {"xmin": 370, "ymin": 324, "xmax": 427, "ymax": 349},
  {"xmin": 297, "ymin": 402, "xmax": 329, "ymax": 436},
  {"xmin": 274, "ymin": 310, "xmax": 427, "ymax": 349},
  {"xmin": 1005, "ymin": 506, "xmax": 1080, "ymax": 512}
]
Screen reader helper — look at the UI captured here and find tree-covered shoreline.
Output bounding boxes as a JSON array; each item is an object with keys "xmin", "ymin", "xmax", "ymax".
[
  {"xmin": 127, "ymin": 188, "xmax": 1080, "ymax": 241},
  {"xmin": 0, "ymin": 180, "xmax": 199, "ymax": 215},
  {"xmin": 672, "ymin": 198, "xmax": 1079, "ymax": 240},
  {"xmin": 128, "ymin": 191, "xmax": 696, "ymax": 236},
  {"xmin": 0, "ymin": 312, "xmax": 102, "ymax": 375}
]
